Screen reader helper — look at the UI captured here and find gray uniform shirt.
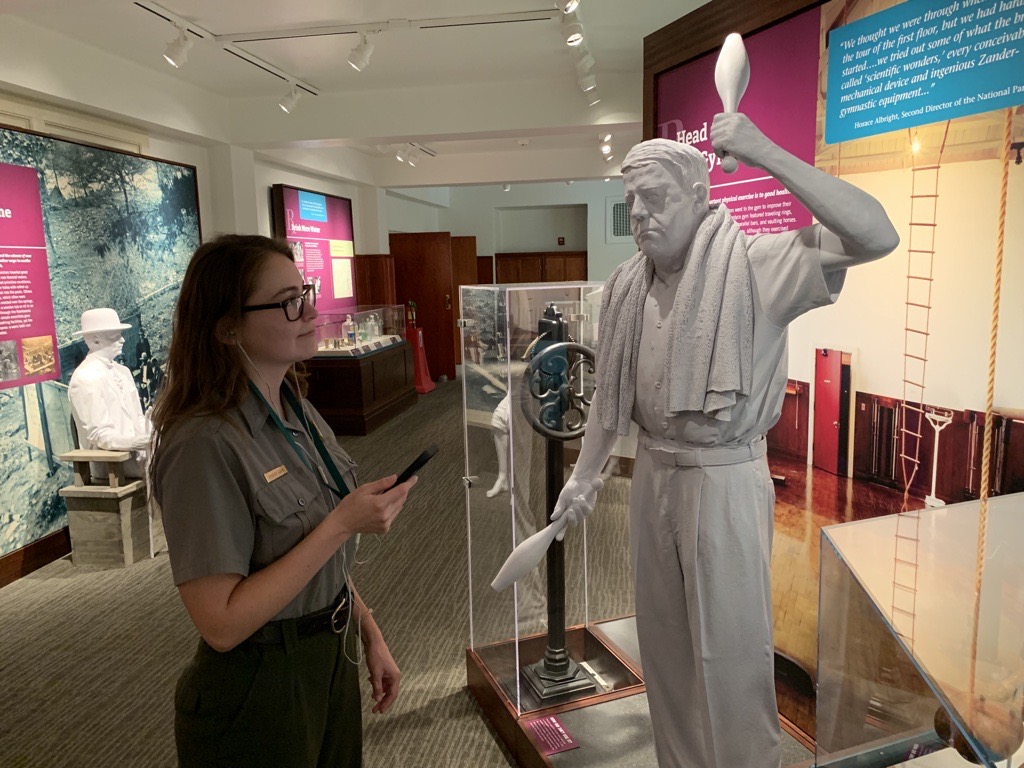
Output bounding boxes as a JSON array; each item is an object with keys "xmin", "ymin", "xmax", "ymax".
[
  {"xmin": 154, "ymin": 388, "xmax": 359, "ymax": 620},
  {"xmin": 634, "ymin": 224, "xmax": 846, "ymax": 447}
]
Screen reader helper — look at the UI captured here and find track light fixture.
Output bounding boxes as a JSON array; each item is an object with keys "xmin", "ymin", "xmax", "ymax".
[
  {"xmin": 395, "ymin": 145, "xmax": 408, "ymax": 163},
  {"xmin": 503, "ymin": 184, "xmax": 511, "ymax": 192},
  {"xmin": 163, "ymin": 26, "xmax": 193, "ymax": 68},
  {"xmin": 348, "ymin": 33, "xmax": 375, "ymax": 72},
  {"xmin": 586, "ymin": 88, "xmax": 601, "ymax": 107},
  {"xmin": 600, "ymin": 141, "xmax": 612, "ymax": 155},
  {"xmin": 558, "ymin": 0, "xmax": 581, "ymax": 13},
  {"xmin": 278, "ymin": 85, "xmax": 301, "ymax": 113},
  {"xmin": 561, "ymin": 13, "xmax": 584, "ymax": 46},
  {"xmin": 578, "ymin": 73, "xmax": 597, "ymax": 93},
  {"xmin": 407, "ymin": 145, "xmax": 421, "ymax": 167},
  {"xmin": 574, "ymin": 47, "xmax": 595, "ymax": 77}
]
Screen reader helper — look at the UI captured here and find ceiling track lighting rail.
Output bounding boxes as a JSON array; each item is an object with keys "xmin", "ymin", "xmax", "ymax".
[
  {"xmin": 210, "ymin": 10, "xmax": 561, "ymax": 44},
  {"xmin": 135, "ymin": 0, "xmax": 320, "ymax": 96}
]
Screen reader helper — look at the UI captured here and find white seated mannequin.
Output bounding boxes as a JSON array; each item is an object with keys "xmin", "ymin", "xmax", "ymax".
[{"xmin": 68, "ymin": 308, "xmax": 152, "ymax": 479}]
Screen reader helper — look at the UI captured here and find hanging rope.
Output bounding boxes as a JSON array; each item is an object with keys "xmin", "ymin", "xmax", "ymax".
[{"xmin": 967, "ymin": 106, "xmax": 1012, "ymax": 729}]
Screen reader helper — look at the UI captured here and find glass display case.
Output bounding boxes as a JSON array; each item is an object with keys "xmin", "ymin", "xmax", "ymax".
[
  {"xmin": 314, "ymin": 304, "xmax": 405, "ymax": 357},
  {"xmin": 818, "ymin": 492, "xmax": 1024, "ymax": 767},
  {"xmin": 459, "ymin": 282, "xmax": 642, "ymax": 743}
]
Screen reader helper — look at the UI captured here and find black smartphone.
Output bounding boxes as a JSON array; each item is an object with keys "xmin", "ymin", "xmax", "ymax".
[{"xmin": 392, "ymin": 443, "xmax": 439, "ymax": 487}]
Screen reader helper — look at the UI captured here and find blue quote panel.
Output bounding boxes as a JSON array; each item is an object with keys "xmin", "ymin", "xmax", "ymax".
[
  {"xmin": 827, "ymin": 0, "xmax": 1024, "ymax": 143},
  {"xmin": 297, "ymin": 190, "xmax": 329, "ymax": 222}
]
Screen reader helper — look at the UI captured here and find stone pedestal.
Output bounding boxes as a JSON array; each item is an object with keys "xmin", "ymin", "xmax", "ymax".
[{"xmin": 58, "ymin": 449, "xmax": 163, "ymax": 568}]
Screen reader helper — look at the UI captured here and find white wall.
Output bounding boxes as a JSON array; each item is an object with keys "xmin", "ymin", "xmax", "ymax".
[
  {"xmin": 385, "ymin": 192, "xmax": 442, "ymax": 233},
  {"xmin": 496, "ymin": 205, "xmax": 587, "ymax": 252},
  {"xmin": 439, "ymin": 180, "xmax": 636, "ymax": 280},
  {"xmin": 788, "ymin": 159, "xmax": 1023, "ymax": 414}
]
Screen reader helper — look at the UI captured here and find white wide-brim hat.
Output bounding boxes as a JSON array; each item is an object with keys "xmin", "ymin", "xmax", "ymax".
[{"xmin": 72, "ymin": 308, "xmax": 132, "ymax": 338}]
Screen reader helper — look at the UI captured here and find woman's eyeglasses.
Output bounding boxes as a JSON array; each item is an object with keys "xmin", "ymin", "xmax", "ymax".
[{"xmin": 242, "ymin": 284, "xmax": 316, "ymax": 321}]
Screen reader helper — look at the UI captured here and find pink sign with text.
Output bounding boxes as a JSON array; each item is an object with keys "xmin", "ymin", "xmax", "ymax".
[
  {"xmin": 0, "ymin": 162, "xmax": 60, "ymax": 389},
  {"xmin": 655, "ymin": 8, "xmax": 821, "ymax": 235},
  {"xmin": 280, "ymin": 186, "xmax": 356, "ymax": 314}
]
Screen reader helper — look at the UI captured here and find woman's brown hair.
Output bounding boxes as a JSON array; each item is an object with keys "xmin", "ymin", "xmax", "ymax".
[{"xmin": 151, "ymin": 234, "xmax": 300, "ymax": 442}]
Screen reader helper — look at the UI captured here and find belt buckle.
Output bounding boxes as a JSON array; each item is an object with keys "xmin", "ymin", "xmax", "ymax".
[{"xmin": 330, "ymin": 594, "xmax": 349, "ymax": 634}]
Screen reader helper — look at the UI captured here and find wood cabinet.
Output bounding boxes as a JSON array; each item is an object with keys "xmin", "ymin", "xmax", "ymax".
[
  {"xmin": 494, "ymin": 251, "xmax": 587, "ymax": 283},
  {"xmin": 305, "ymin": 343, "xmax": 416, "ymax": 436}
]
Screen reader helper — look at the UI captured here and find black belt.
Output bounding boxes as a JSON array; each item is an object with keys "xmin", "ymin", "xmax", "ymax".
[{"xmin": 248, "ymin": 585, "xmax": 351, "ymax": 645}]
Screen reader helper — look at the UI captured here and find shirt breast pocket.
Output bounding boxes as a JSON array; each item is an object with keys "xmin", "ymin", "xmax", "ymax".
[
  {"xmin": 254, "ymin": 473, "xmax": 314, "ymax": 554},
  {"xmin": 324, "ymin": 444, "xmax": 358, "ymax": 493}
]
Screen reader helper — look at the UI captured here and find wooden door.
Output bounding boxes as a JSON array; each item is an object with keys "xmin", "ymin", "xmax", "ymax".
[
  {"xmin": 389, "ymin": 232, "xmax": 456, "ymax": 382},
  {"xmin": 450, "ymin": 237, "xmax": 478, "ymax": 366},
  {"xmin": 813, "ymin": 348, "xmax": 843, "ymax": 474}
]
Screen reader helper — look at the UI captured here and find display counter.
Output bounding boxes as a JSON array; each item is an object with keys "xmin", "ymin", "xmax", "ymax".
[
  {"xmin": 818, "ymin": 493, "xmax": 1024, "ymax": 767},
  {"xmin": 305, "ymin": 341, "xmax": 415, "ymax": 436}
]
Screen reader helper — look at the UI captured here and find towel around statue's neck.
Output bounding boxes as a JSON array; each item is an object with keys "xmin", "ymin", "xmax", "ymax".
[{"xmin": 595, "ymin": 204, "xmax": 754, "ymax": 436}]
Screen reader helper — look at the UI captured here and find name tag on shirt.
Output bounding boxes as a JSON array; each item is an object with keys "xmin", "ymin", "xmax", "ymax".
[{"xmin": 264, "ymin": 465, "xmax": 288, "ymax": 483}]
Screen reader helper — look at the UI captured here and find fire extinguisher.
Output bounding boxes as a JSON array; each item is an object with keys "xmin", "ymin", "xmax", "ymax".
[{"xmin": 406, "ymin": 301, "xmax": 417, "ymax": 329}]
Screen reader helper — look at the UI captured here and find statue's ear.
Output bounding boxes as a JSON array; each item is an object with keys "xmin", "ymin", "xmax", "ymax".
[{"xmin": 692, "ymin": 182, "xmax": 709, "ymax": 205}]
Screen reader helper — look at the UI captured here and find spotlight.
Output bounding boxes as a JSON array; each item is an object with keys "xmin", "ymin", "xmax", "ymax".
[
  {"xmin": 395, "ymin": 145, "xmax": 408, "ymax": 163},
  {"xmin": 278, "ymin": 85, "xmax": 301, "ymax": 114},
  {"xmin": 348, "ymin": 33, "xmax": 374, "ymax": 72},
  {"xmin": 565, "ymin": 180, "xmax": 574, "ymax": 186},
  {"xmin": 578, "ymin": 73, "xmax": 597, "ymax": 93},
  {"xmin": 604, "ymin": 177, "xmax": 611, "ymax": 182},
  {"xmin": 407, "ymin": 145, "xmax": 421, "ymax": 167},
  {"xmin": 558, "ymin": 0, "xmax": 580, "ymax": 12},
  {"xmin": 574, "ymin": 48, "xmax": 595, "ymax": 77},
  {"xmin": 604, "ymin": 154, "xmax": 615, "ymax": 162},
  {"xmin": 561, "ymin": 13, "xmax": 584, "ymax": 46},
  {"xmin": 600, "ymin": 142, "xmax": 611, "ymax": 155},
  {"xmin": 1013, "ymin": 142, "xmax": 1023, "ymax": 165},
  {"xmin": 600, "ymin": 133, "xmax": 611, "ymax": 143},
  {"xmin": 503, "ymin": 184, "xmax": 511, "ymax": 192},
  {"xmin": 586, "ymin": 88, "xmax": 601, "ymax": 107},
  {"xmin": 163, "ymin": 27, "xmax": 193, "ymax": 68}
]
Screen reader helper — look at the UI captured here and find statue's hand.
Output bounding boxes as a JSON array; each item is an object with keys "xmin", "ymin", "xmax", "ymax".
[
  {"xmin": 710, "ymin": 112, "xmax": 774, "ymax": 170},
  {"xmin": 550, "ymin": 474, "xmax": 604, "ymax": 541}
]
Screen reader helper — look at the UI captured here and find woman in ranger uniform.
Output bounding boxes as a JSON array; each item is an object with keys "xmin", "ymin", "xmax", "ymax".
[{"xmin": 151, "ymin": 234, "xmax": 417, "ymax": 768}]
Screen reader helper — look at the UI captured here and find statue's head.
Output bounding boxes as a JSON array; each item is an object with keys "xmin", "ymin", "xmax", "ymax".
[
  {"xmin": 74, "ymin": 308, "xmax": 130, "ymax": 362},
  {"xmin": 621, "ymin": 139, "xmax": 710, "ymax": 274},
  {"xmin": 84, "ymin": 330, "xmax": 124, "ymax": 361}
]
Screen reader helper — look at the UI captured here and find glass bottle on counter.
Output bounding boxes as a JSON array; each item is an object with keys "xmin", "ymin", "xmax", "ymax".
[{"xmin": 342, "ymin": 314, "xmax": 356, "ymax": 347}]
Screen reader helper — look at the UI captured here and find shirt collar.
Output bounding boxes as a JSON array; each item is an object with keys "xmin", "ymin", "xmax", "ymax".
[{"xmin": 238, "ymin": 379, "xmax": 303, "ymax": 437}]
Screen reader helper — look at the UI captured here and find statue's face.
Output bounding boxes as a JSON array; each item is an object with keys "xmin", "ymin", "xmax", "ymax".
[
  {"xmin": 88, "ymin": 331, "xmax": 124, "ymax": 361},
  {"xmin": 623, "ymin": 162, "xmax": 705, "ymax": 275}
]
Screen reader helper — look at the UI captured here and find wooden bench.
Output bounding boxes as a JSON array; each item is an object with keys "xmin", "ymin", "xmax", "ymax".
[{"xmin": 58, "ymin": 449, "xmax": 164, "ymax": 568}]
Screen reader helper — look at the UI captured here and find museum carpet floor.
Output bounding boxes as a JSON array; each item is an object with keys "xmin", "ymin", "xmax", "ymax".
[{"xmin": 0, "ymin": 378, "xmax": 829, "ymax": 767}]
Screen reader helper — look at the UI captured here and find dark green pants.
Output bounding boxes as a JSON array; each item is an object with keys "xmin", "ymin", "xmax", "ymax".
[{"xmin": 174, "ymin": 628, "xmax": 361, "ymax": 768}]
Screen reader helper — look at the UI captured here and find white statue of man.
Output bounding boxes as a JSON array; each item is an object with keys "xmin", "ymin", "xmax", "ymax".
[
  {"xmin": 551, "ymin": 113, "xmax": 899, "ymax": 768},
  {"xmin": 68, "ymin": 308, "xmax": 152, "ymax": 478}
]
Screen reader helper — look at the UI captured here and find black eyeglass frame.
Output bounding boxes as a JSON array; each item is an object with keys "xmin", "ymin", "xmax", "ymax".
[{"xmin": 241, "ymin": 284, "xmax": 317, "ymax": 322}]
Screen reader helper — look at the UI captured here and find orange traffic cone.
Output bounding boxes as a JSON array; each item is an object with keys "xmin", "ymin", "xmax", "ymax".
[{"xmin": 411, "ymin": 327, "xmax": 435, "ymax": 394}]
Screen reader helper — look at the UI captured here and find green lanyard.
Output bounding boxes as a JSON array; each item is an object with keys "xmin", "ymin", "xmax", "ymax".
[{"xmin": 248, "ymin": 380, "xmax": 350, "ymax": 501}]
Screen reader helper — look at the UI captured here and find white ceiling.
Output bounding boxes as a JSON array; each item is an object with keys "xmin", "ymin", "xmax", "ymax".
[{"xmin": 3, "ymin": 0, "xmax": 709, "ymax": 181}]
